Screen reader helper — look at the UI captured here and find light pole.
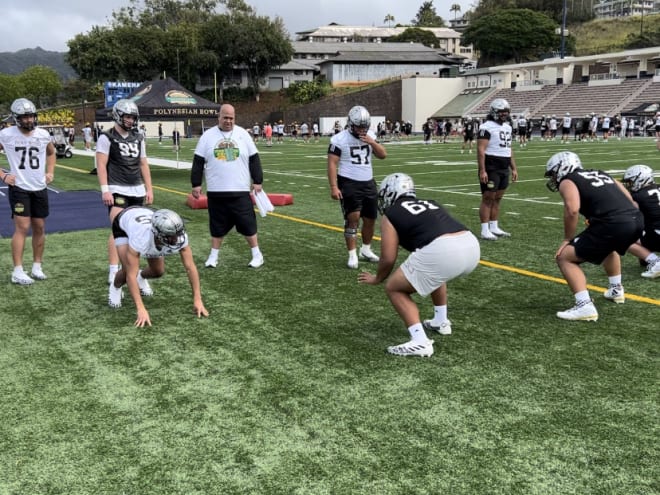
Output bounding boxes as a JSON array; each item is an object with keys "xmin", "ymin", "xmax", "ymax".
[{"xmin": 560, "ymin": 0, "xmax": 568, "ymax": 59}]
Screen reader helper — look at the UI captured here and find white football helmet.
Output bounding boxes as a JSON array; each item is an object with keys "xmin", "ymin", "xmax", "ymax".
[
  {"xmin": 347, "ymin": 105, "xmax": 371, "ymax": 137},
  {"xmin": 545, "ymin": 151, "xmax": 583, "ymax": 192},
  {"xmin": 489, "ymin": 98, "xmax": 510, "ymax": 123},
  {"xmin": 378, "ymin": 173, "xmax": 416, "ymax": 213},
  {"xmin": 152, "ymin": 209, "xmax": 186, "ymax": 250},
  {"xmin": 623, "ymin": 164, "xmax": 655, "ymax": 192},
  {"xmin": 11, "ymin": 98, "xmax": 38, "ymax": 131},
  {"xmin": 112, "ymin": 99, "xmax": 139, "ymax": 131}
]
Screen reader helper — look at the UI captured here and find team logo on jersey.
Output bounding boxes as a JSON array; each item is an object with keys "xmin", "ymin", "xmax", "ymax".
[
  {"xmin": 487, "ymin": 181, "xmax": 495, "ymax": 190},
  {"xmin": 13, "ymin": 202, "xmax": 25, "ymax": 214},
  {"xmin": 213, "ymin": 139, "xmax": 239, "ymax": 161},
  {"xmin": 115, "ymin": 197, "xmax": 127, "ymax": 207}
]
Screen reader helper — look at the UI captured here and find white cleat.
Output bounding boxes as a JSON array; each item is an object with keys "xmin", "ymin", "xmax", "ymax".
[
  {"xmin": 491, "ymin": 228, "xmax": 511, "ymax": 238},
  {"xmin": 137, "ymin": 273, "xmax": 153, "ymax": 297},
  {"xmin": 359, "ymin": 246, "xmax": 380, "ymax": 262},
  {"xmin": 31, "ymin": 267, "xmax": 47, "ymax": 280},
  {"xmin": 11, "ymin": 271, "xmax": 34, "ymax": 286},
  {"xmin": 480, "ymin": 231, "xmax": 498, "ymax": 241},
  {"xmin": 423, "ymin": 319, "xmax": 452, "ymax": 335},
  {"xmin": 347, "ymin": 255, "xmax": 359, "ymax": 269},
  {"xmin": 641, "ymin": 260, "xmax": 660, "ymax": 279},
  {"xmin": 204, "ymin": 256, "xmax": 218, "ymax": 268},
  {"xmin": 387, "ymin": 339, "xmax": 434, "ymax": 357},
  {"xmin": 108, "ymin": 270, "xmax": 118, "ymax": 285},
  {"xmin": 556, "ymin": 301, "xmax": 598, "ymax": 321},
  {"xmin": 108, "ymin": 284, "xmax": 124, "ymax": 308},
  {"xmin": 603, "ymin": 285, "xmax": 625, "ymax": 304},
  {"xmin": 248, "ymin": 254, "xmax": 264, "ymax": 268}
]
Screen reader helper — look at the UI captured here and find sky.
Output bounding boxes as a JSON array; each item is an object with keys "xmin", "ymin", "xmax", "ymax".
[{"xmin": 0, "ymin": 0, "xmax": 472, "ymax": 53}]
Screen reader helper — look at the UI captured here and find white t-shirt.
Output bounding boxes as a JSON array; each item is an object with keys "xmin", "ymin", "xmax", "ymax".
[
  {"xmin": 194, "ymin": 125, "xmax": 258, "ymax": 192},
  {"xmin": 328, "ymin": 129, "xmax": 378, "ymax": 181},
  {"xmin": 0, "ymin": 126, "xmax": 51, "ymax": 191}
]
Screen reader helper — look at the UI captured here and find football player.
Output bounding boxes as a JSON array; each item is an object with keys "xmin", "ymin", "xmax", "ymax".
[
  {"xmin": 544, "ymin": 151, "xmax": 643, "ymax": 321},
  {"xmin": 96, "ymin": 99, "xmax": 154, "ymax": 288},
  {"xmin": 622, "ymin": 165, "xmax": 660, "ymax": 278},
  {"xmin": 477, "ymin": 98, "xmax": 518, "ymax": 240},
  {"xmin": 108, "ymin": 207, "xmax": 208, "ymax": 327},
  {"xmin": 358, "ymin": 173, "xmax": 480, "ymax": 357},
  {"xmin": 327, "ymin": 105, "xmax": 387, "ymax": 269},
  {"xmin": 0, "ymin": 98, "xmax": 56, "ymax": 285}
]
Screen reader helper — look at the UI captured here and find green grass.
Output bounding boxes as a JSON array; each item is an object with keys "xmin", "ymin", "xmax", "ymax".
[{"xmin": 0, "ymin": 134, "xmax": 658, "ymax": 494}]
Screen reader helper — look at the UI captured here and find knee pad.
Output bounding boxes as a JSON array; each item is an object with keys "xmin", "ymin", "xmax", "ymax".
[{"xmin": 344, "ymin": 224, "xmax": 358, "ymax": 239}]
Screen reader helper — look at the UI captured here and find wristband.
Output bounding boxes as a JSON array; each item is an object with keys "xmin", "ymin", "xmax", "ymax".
[{"xmin": 101, "ymin": 185, "xmax": 110, "ymax": 193}]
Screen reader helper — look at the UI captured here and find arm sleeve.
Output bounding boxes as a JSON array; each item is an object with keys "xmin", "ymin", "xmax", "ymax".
[
  {"xmin": 249, "ymin": 153, "xmax": 263, "ymax": 185},
  {"xmin": 191, "ymin": 154, "xmax": 206, "ymax": 187}
]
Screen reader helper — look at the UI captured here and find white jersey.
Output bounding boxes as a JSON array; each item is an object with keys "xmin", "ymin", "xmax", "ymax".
[
  {"xmin": 562, "ymin": 116, "xmax": 572, "ymax": 128},
  {"xmin": 517, "ymin": 117, "xmax": 527, "ymax": 130},
  {"xmin": 252, "ymin": 125, "xmax": 260, "ymax": 136},
  {"xmin": 549, "ymin": 118, "xmax": 557, "ymax": 130},
  {"xmin": 0, "ymin": 126, "xmax": 51, "ymax": 191},
  {"xmin": 194, "ymin": 125, "xmax": 258, "ymax": 192},
  {"xmin": 117, "ymin": 207, "xmax": 188, "ymax": 258},
  {"xmin": 328, "ymin": 129, "xmax": 378, "ymax": 181},
  {"xmin": 313, "ymin": 123, "xmax": 319, "ymax": 134},
  {"xmin": 590, "ymin": 116, "xmax": 599, "ymax": 131},
  {"xmin": 602, "ymin": 117, "xmax": 611, "ymax": 129},
  {"xmin": 477, "ymin": 120, "xmax": 512, "ymax": 158},
  {"xmin": 277, "ymin": 124, "xmax": 284, "ymax": 134},
  {"xmin": 300, "ymin": 123, "xmax": 309, "ymax": 135}
]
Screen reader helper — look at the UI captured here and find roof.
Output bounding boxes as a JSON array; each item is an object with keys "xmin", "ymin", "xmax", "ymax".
[
  {"xmin": 296, "ymin": 24, "xmax": 461, "ymax": 40},
  {"xmin": 318, "ymin": 51, "xmax": 458, "ymax": 64},
  {"xmin": 292, "ymin": 41, "xmax": 448, "ymax": 55}
]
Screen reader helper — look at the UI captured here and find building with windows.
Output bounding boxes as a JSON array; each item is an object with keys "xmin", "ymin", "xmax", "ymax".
[{"xmin": 594, "ymin": 0, "xmax": 659, "ymax": 18}]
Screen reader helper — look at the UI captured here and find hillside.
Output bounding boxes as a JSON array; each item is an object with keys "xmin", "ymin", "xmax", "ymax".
[
  {"xmin": 572, "ymin": 14, "xmax": 660, "ymax": 55},
  {"xmin": 0, "ymin": 47, "xmax": 77, "ymax": 80}
]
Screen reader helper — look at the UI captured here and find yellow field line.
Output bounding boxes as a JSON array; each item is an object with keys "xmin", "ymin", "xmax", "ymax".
[{"xmin": 54, "ymin": 163, "xmax": 660, "ymax": 306}]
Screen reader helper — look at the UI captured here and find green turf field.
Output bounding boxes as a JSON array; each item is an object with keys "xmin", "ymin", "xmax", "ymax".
[{"xmin": 1, "ymin": 134, "xmax": 658, "ymax": 494}]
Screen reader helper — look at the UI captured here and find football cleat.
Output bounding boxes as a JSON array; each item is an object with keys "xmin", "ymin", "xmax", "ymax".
[
  {"xmin": 137, "ymin": 273, "xmax": 153, "ymax": 297},
  {"xmin": 359, "ymin": 246, "xmax": 380, "ymax": 262},
  {"xmin": 204, "ymin": 255, "xmax": 218, "ymax": 268},
  {"xmin": 347, "ymin": 255, "xmax": 359, "ymax": 269},
  {"xmin": 11, "ymin": 270, "xmax": 34, "ymax": 286},
  {"xmin": 108, "ymin": 269, "xmax": 118, "ymax": 285},
  {"xmin": 556, "ymin": 300, "xmax": 598, "ymax": 321},
  {"xmin": 641, "ymin": 260, "xmax": 660, "ymax": 279},
  {"xmin": 387, "ymin": 339, "xmax": 434, "ymax": 357},
  {"xmin": 423, "ymin": 319, "xmax": 452, "ymax": 335},
  {"xmin": 491, "ymin": 228, "xmax": 511, "ymax": 237},
  {"xmin": 31, "ymin": 267, "xmax": 47, "ymax": 280},
  {"xmin": 603, "ymin": 285, "xmax": 625, "ymax": 304},
  {"xmin": 480, "ymin": 231, "xmax": 498, "ymax": 241},
  {"xmin": 108, "ymin": 284, "xmax": 123, "ymax": 308},
  {"xmin": 248, "ymin": 254, "xmax": 264, "ymax": 268}
]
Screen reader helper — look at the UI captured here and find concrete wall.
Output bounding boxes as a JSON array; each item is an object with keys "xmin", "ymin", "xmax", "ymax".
[{"xmin": 402, "ymin": 78, "xmax": 465, "ymax": 132}]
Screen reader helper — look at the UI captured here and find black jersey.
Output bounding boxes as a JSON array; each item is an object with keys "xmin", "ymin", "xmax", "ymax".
[
  {"xmin": 464, "ymin": 121, "xmax": 475, "ymax": 136},
  {"xmin": 632, "ymin": 184, "xmax": 660, "ymax": 231},
  {"xmin": 564, "ymin": 169, "xmax": 638, "ymax": 222},
  {"xmin": 385, "ymin": 197, "xmax": 467, "ymax": 252},
  {"xmin": 104, "ymin": 128, "xmax": 145, "ymax": 187}
]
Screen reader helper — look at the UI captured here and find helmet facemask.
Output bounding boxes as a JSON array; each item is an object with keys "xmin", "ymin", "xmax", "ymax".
[
  {"xmin": 151, "ymin": 209, "xmax": 186, "ymax": 250},
  {"xmin": 347, "ymin": 105, "xmax": 371, "ymax": 138},
  {"xmin": 378, "ymin": 173, "xmax": 416, "ymax": 214},
  {"xmin": 11, "ymin": 98, "xmax": 38, "ymax": 131}
]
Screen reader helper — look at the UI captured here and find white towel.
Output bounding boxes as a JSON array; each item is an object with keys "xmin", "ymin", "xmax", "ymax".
[{"xmin": 254, "ymin": 190, "xmax": 275, "ymax": 217}]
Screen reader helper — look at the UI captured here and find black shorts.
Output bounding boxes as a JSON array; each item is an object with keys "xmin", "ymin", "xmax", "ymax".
[
  {"xmin": 8, "ymin": 186, "xmax": 49, "ymax": 218},
  {"xmin": 480, "ymin": 168, "xmax": 510, "ymax": 194},
  {"xmin": 463, "ymin": 133, "xmax": 474, "ymax": 142},
  {"xmin": 338, "ymin": 176, "xmax": 378, "ymax": 220},
  {"xmin": 562, "ymin": 127, "xmax": 571, "ymax": 135},
  {"xmin": 207, "ymin": 193, "xmax": 257, "ymax": 237},
  {"xmin": 573, "ymin": 215, "xmax": 644, "ymax": 265},
  {"xmin": 108, "ymin": 193, "xmax": 145, "ymax": 213},
  {"xmin": 641, "ymin": 226, "xmax": 660, "ymax": 252}
]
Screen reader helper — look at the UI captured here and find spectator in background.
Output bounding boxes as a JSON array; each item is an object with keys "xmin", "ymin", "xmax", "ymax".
[
  {"xmin": 0, "ymin": 98, "xmax": 56, "ymax": 285},
  {"xmin": 82, "ymin": 122, "xmax": 93, "ymax": 150},
  {"xmin": 172, "ymin": 127, "xmax": 181, "ymax": 152},
  {"xmin": 461, "ymin": 116, "xmax": 476, "ymax": 154},
  {"xmin": 191, "ymin": 103, "xmax": 265, "ymax": 269},
  {"xmin": 561, "ymin": 112, "xmax": 572, "ymax": 143},
  {"xmin": 158, "ymin": 122, "xmax": 163, "ymax": 144}
]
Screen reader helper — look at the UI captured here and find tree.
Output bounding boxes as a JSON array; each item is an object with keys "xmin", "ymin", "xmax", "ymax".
[
  {"xmin": 450, "ymin": 3, "xmax": 462, "ymax": 20},
  {"xmin": 384, "ymin": 14, "xmax": 395, "ymax": 27},
  {"xmin": 388, "ymin": 28, "xmax": 441, "ymax": 48},
  {"xmin": 18, "ymin": 66, "xmax": 62, "ymax": 107},
  {"xmin": 0, "ymin": 74, "xmax": 24, "ymax": 111},
  {"xmin": 462, "ymin": 8, "xmax": 559, "ymax": 65},
  {"xmin": 412, "ymin": 1, "xmax": 446, "ymax": 27}
]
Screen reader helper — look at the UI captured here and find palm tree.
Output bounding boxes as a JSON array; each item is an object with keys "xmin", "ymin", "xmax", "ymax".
[
  {"xmin": 450, "ymin": 3, "xmax": 461, "ymax": 20},
  {"xmin": 383, "ymin": 13, "xmax": 395, "ymax": 27}
]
